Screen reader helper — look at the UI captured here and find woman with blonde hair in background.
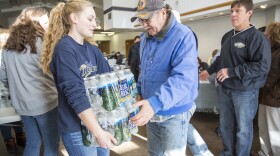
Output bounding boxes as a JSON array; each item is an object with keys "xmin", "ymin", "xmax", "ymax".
[
  {"xmin": 0, "ymin": 7, "xmax": 59, "ymax": 156},
  {"xmin": 258, "ymin": 22, "xmax": 280, "ymax": 156},
  {"xmin": 41, "ymin": 1, "xmax": 116, "ymax": 155}
]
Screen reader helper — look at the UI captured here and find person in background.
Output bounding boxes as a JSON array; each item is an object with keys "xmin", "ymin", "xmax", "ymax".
[
  {"xmin": 127, "ymin": 35, "xmax": 141, "ymax": 82},
  {"xmin": 198, "ymin": 57, "xmax": 209, "ymax": 73},
  {"xmin": 208, "ymin": 49, "xmax": 220, "ymax": 87},
  {"xmin": 200, "ymin": 0, "xmax": 271, "ymax": 155},
  {"xmin": 103, "ymin": 52, "xmax": 108, "ymax": 60},
  {"xmin": 258, "ymin": 22, "xmax": 280, "ymax": 156},
  {"xmin": 115, "ymin": 51, "xmax": 124, "ymax": 65},
  {"xmin": 207, "ymin": 49, "xmax": 218, "ymax": 65},
  {"xmin": 41, "ymin": 1, "xmax": 116, "ymax": 155},
  {"xmin": 208, "ymin": 49, "xmax": 222, "ymax": 136},
  {"xmin": 210, "ymin": 49, "xmax": 220, "ymax": 65},
  {"xmin": 130, "ymin": 0, "xmax": 198, "ymax": 155},
  {"xmin": 0, "ymin": 7, "xmax": 60, "ymax": 156},
  {"xmin": 108, "ymin": 51, "xmax": 116, "ymax": 59},
  {"xmin": 0, "ymin": 28, "xmax": 26, "ymax": 155}
]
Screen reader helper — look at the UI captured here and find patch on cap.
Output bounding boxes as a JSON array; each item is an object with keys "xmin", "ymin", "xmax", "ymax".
[{"xmin": 138, "ymin": 0, "xmax": 146, "ymax": 11}]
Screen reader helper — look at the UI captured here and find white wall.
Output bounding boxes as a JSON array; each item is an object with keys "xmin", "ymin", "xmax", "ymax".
[
  {"xmin": 187, "ymin": 10, "xmax": 266, "ymax": 62},
  {"xmin": 165, "ymin": 0, "xmax": 227, "ymax": 13},
  {"xmin": 93, "ymin": 35, "xmax": 111, "ymax": 41},
  {"xmin": 110, "ymin": 32, "xmax": 142, "ymax": 54},
  {"xmin": 275, "ymin": 5, "xmax": 280, "ymax": 21},
  {"xmin": 265, "ymin": 6, "xmax": 276, "ymax": 25}
]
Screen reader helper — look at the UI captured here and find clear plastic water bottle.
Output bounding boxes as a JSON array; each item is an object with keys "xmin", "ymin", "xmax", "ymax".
[
  {"xmin": 118, "ymin": 108, "xmax": 131, "ymax": 142},
  {"xmin": 126, "ymin": 99, "xmax": 139, "ymax": 134},
  {"xmin": 124, "ymin": 69, "xmax": 138, "ymax": 98},
  {"xmin": 84, "ymin": 76, "xmax": 103, "ymax": 111},
  {"xmin": 112, "ymin": 65, "xmax": 121, "ymax": 71},
  {"xmin": 81, "ymin": 121, "xmax": 99, "ymax": 147},
  {"xmin": 81, "ymin": 110, "xmax": 116, "ymax": 147},
  {"xmin": 108, "ymin": 110, "xmax": 124, "ymax": 145},
  {"xmin": 98, "ymin": 111, "xmax": 115, "ymax": 138}
]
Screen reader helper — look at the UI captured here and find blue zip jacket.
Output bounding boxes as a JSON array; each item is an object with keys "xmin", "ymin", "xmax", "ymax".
[
  {"xmin": 50, "ymin": 35, "xmax": 111, "ymax": 133},
  {"xmin": 138, "ymin": 13, "xmax": 198, "ymax": 116}
]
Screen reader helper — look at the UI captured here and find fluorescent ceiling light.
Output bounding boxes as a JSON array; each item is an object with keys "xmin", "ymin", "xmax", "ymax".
[
  {"xmin": 93, "ymin": 34, "xmax": 106, "ymax": 37},
  {"xmin": 100, "ymin": 32, "xmax": 115, "ymax": 36},
  {"xmin": 107, "ymin": 33, "xmax": 115, "ymax": 36},
  {"xmin": 260, "ymin": 4, "xmax": 268, "ymax": 9}
]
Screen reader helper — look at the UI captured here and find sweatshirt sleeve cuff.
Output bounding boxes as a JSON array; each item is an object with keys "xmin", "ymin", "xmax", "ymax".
[
  {"xmin": 72, "ymin": 98, "xmax": 91, "ymax": 115},
  {"xmin": 147, "ymin": 96, "xmax": 162, "ymax": 113},
  {"xmin": 228, "ymin": 67, "xmax": 236, "ymax": 78}
]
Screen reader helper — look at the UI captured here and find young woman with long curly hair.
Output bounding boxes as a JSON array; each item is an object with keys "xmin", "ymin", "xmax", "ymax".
[{"xmin": 0, "ymin": 7, "xmax": 59, "ymax": 156}]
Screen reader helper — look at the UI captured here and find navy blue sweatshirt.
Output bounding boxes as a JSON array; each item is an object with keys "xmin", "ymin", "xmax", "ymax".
[
  {"xmin": 50, "ymin": 35, "xmax": 111, "ymax": 133},
  {"xmin": 207, "ymin": 26, "xmax": 271, "ymax": 90}
]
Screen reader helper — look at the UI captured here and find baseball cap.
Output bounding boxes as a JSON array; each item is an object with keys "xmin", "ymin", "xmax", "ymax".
[{"xmin": 131, "ymin": 0, "xmax": 165, "ymax": 22}]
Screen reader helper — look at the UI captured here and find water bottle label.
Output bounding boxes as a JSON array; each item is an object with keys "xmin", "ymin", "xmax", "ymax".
[
  {"xmin": 109, "ymin": 82, "xmax": 121, "ymax": 107},
  {"xmin": 98, "ymin": 85, "xmax": 116, "ymax": 112},
  {"xmin": 119, "ymin": 79, "xmax": 130, "ymax": 99}
]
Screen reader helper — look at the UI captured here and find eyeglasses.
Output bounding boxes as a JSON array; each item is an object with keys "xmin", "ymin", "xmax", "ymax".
[{"xmin": 138, "ymin": 10, "xmax": 160, "ymax": 25}]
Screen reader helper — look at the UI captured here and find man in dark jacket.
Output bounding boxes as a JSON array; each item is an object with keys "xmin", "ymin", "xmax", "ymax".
[
  {"xmin": 200, "ymin": 0, "xmax": 271, "ymax": 155},
  {"xmin": 115, "ymin": 51, "xmax": 124, "ymax": 65},
  {"xmin": 127, "ymin": 36, "xmax": 140, "ymax": 82}
]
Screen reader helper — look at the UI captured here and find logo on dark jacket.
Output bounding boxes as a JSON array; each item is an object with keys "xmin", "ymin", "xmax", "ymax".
[{"xmin": 234, "ymin": 42, "xmax": 246, "ymax": 48}]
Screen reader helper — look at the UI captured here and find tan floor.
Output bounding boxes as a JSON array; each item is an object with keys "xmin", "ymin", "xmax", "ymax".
[{"xmin": 0, "ymin": 112, "xmax": 260, "ymax": 156}]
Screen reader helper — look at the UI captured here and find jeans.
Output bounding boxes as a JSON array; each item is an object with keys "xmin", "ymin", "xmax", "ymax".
[
  {"xmin": 219, "ymin": 87, "xmax": 259, "ymax": 156},
  {"xmin": 187, "ymin": 104, "xmax": 213, "ymax": 156},
  {"xmin": 61, "ymin": 131, "xmax": 110, "ymax": 156},
  {"xmin": 0, "ymin": 121, "xmax": 24, "ymax": 141},
  {"xmin": 188, "ymin": 124, "xmax": 213, "ymax": 156},
  {"xmin": 21, "ymin": 108, "xmax": 59, "ymax": 156},
  {"xmin": 147, "ymin": 111, "xmax": 190, "ymax": 156}
]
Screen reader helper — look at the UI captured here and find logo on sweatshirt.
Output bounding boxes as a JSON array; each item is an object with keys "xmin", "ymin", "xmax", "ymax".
[
  {"xmin": 234, "ymin": 42, "xmax": 245, "ymax": 48},
  {"xmin": 80, "ymin": 61, "xmax": 97, "ymax": 78}
]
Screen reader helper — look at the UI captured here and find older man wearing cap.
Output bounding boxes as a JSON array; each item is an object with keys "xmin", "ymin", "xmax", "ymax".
[{"xmin": 130, "ymin": 0, "xmax": 198, "ymax": 155}]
